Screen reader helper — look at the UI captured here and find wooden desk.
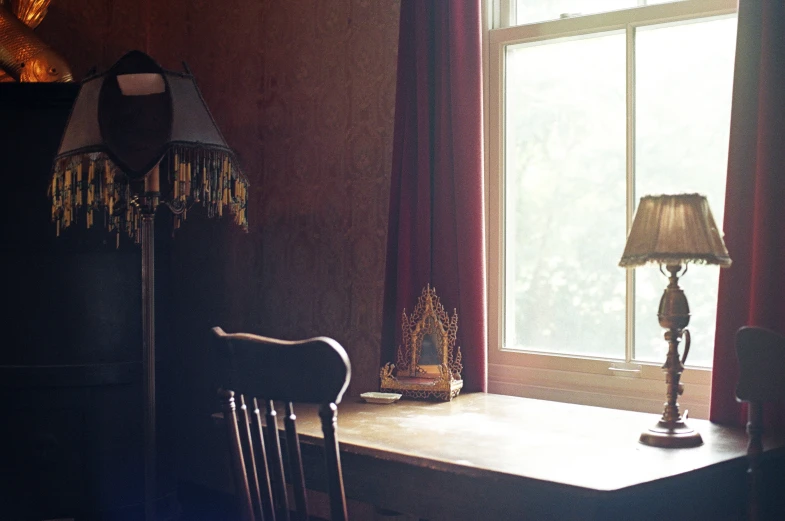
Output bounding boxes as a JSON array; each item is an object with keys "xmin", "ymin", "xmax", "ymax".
[{"xmin": 284, "ymin": 392, "xmax": 784, "ymax": 521}]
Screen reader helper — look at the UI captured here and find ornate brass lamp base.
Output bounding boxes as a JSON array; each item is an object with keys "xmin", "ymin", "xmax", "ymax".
[
  {"xmin": 639, "ymin": 264, "xmax": 704, "ymax": 449},
  {"xmin": 640, "ymin": 419, "xmax": 703, "ymax": 448}
]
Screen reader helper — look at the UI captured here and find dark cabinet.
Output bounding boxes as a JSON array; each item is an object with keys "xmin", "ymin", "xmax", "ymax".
[{"xmin": 0, "ymin": 84, "xmax": 176, "ymax": 521}]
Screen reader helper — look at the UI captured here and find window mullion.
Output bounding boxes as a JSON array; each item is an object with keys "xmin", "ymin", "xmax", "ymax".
[
  {"xmin": 496, "ymin": 0, "xmax": 514, "ymax": 29},
  {"xmin": 625, "ymin": 22, "xmax": 637, "ymax": 364}
]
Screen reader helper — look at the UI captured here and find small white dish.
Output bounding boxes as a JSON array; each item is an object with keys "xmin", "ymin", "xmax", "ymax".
[{"xmin": 360, "ymin": 392, "xmax": 402, "ymax": 404}]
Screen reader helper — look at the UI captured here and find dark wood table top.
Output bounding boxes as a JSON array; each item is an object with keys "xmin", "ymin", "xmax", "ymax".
[
  {"xmin": 215, "ymin": 392, "xmax": 784, "ymax": 520},
  {"xmin": 289, "ymin": 392, "xmax": 782, "ymax": 491}
]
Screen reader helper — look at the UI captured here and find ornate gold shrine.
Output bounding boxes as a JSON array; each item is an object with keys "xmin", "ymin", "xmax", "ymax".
[{"xmin": 380, "ymin": 285, "xmax": 463, "ymax": 401}]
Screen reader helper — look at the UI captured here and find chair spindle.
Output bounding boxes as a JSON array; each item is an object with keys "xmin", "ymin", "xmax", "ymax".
[
  {"xmin": 285, "ymin": 402, "xmax": 309, "ymax": 521},
  {"xmin": 239, "ymin": 395, "xmax": 266, "ymax": 521},
  {"xmin": 252, "ymin": 397, "xmax": 276, "ymax": 521},
  {"xmin": 265, "ymin": 399, "xmax": 290, "ymax": 521},
  {"xmin": 220, "ymin": 389, "xmax": 255, "ymax": 521}
]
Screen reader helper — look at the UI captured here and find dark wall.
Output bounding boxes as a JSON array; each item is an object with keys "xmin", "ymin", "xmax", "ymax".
[{"xmin": 35, "ymin": 0, "xmax": 400, "ymax": 490}]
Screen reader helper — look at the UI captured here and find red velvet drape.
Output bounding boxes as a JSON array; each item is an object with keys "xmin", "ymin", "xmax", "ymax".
[
  {"xmin": 710, "ymin": 0, "xmax": 785, "ymax": 431},
  {"xmin": 381, "ymin": 0, "xmax": 487, "ymax": 392}
]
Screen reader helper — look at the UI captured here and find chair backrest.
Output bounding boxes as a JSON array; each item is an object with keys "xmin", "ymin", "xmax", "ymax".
[
  {"xmin": 735, "ymin": 325, "xmax": 785, "ymax": 521},
  {"xmin": 212, "ymin": 326, "xmax": 351, "ymax": 521}
]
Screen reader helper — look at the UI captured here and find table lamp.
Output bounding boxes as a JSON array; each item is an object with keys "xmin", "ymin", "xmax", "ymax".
[
  {"xmin": 48, "ymin": 50, "xmax": 249, "ymax": 519},
  {"xmin": 619, "ymin": 193, "xmax": 730, "ymax": 448}
]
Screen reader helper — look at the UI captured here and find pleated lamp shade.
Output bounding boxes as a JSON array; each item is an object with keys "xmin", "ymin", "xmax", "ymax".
[{"xmin": 619, "ymin": 193, "xmax": 731, "ymax": 268}]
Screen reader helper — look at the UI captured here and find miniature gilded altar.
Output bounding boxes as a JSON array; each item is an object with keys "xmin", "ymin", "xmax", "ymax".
[{"xmin": 380, "ymin": 285, "xmax": 463, "ymax": 401}]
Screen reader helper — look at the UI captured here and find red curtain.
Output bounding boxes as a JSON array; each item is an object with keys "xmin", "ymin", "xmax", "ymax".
[
  {"xmin": 710, "ymin": 0, "xmax": 785, "ymax": 431},
  {"xmin": 381, "ymin": 0, "xmax": 487, "ymax": 392}
]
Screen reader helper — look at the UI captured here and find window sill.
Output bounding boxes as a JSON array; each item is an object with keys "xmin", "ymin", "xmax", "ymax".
[{"xmin": 488, "ymin": 359, "xmax": 710, "ymax": 419}]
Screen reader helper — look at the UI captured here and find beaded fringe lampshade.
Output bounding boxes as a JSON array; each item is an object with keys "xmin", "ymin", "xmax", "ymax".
[{"xmin": 49, "ymin": 50, "xmax": 249, "ymax": 243}]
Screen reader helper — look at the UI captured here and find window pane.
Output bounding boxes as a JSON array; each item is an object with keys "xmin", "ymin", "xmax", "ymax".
[
  {"xmin": 633, "ymin": 17, "xmax": 737, "ymax": 366},
  {"xmin": 504, "ymin": 33, "xmax": 627, "ymax": 357},
  {"xmin": 515, "ymin": 0, "xmax": 637, "ymax": 25}
]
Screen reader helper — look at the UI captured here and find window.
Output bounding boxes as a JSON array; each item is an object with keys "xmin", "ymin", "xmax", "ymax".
[{"xmin": 485, "ymin": 0, "xmax": 737, "ymax": 417}]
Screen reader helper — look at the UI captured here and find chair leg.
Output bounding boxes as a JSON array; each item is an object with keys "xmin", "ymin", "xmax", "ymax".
[
  {"xmin": 319, "ymin": 403, "xmax": 348, "ymax": 521},
  {"xmin": 747, "ymin": 401, "xmax": 764, "ymax": 521}
]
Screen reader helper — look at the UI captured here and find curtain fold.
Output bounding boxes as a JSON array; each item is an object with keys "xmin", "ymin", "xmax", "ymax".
[
  {"xmin": 710, "ymin": 0, "xmax": 785, "ymax": 431},
  {"xmin": 381, "ymin": 0, "xmax": 487, "ymax": 392}
]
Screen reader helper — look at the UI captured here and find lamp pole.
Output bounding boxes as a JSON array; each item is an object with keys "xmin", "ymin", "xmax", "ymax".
[{"xmin": 141, "ymin": 165, "xmax": 160, "ymax": 521}]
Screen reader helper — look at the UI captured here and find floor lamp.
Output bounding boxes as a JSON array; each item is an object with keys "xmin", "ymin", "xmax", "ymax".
[{"xmin": 48, "ymin": 50, "xmax": 249, "ymax": 520}]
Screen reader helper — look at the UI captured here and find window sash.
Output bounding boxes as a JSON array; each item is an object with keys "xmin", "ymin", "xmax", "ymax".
[{"xmin": 485, "ymin": 0, "xmax": 736, "ymax": 415}]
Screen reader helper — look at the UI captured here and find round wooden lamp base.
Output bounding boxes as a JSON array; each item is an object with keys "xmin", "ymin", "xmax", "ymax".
[{"xmin": 639, "ymin": 420, "xmax": 704, "ymax": 448}]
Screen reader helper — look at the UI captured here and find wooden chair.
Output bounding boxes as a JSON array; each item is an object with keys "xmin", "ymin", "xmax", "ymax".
[
  {"xmin": 735, "ymin": 325, "xmax": 785, "ymax": 521},
  {"xmin": 212, "ymin": 326, "xmax": 351, "ymax": 521}
]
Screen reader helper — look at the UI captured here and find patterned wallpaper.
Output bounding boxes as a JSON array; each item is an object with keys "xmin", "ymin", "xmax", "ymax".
[{"xmin": 39, "ymin": 0, "xmax": 401, "ymax": 399}]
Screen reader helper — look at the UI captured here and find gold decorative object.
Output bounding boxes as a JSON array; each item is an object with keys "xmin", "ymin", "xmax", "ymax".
[
  {"xmin": 619, "ymin": 193, "xmax": 731, "ymax": 448},
  {"xmin": 0, "ymin": 0, "xmax": 74, "ymax": 82},
  {"xmin": 3, "ymin": 0, "xmax": 51, "ymax": 28},
  {"xmin": 380, "ymin": 285, "xmax": 463, "ymax": 401}
]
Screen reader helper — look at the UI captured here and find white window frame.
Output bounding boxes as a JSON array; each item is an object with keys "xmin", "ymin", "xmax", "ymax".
[{"xmin": 483, "ymin": 0, "xmax": 737, "ymax": 418}]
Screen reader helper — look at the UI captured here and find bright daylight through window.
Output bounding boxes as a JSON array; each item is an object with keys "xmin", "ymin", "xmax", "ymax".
[{"xmin": 486, "ymin": 0, "xmax": 737, "ymax": 413}]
